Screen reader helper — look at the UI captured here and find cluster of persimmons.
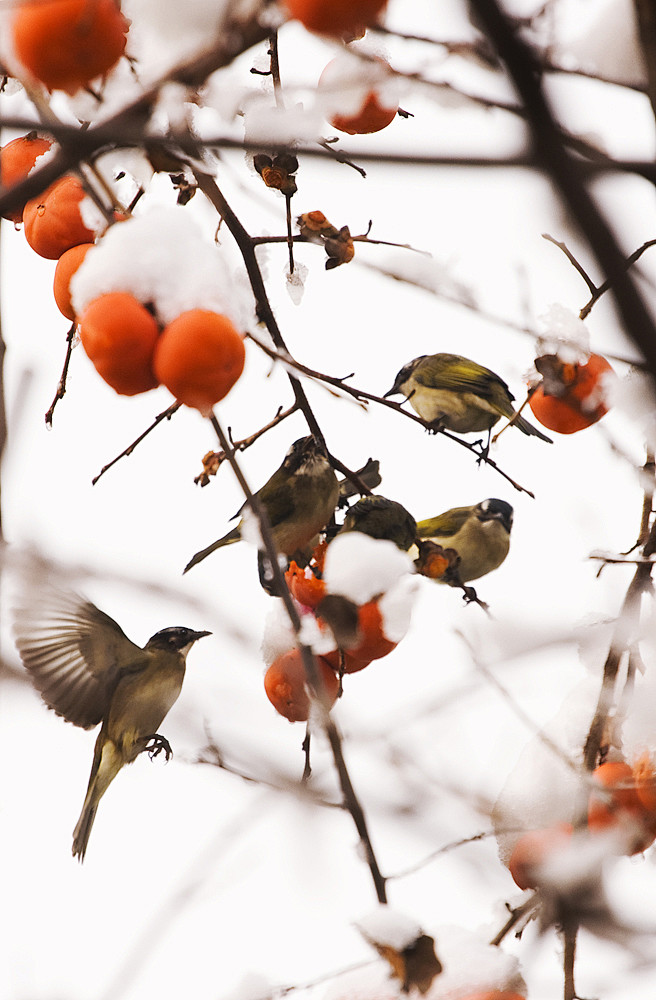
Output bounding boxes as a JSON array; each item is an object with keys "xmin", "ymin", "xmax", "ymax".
[
  {"xmin": 265, "ymin": 541, "xmax": 400, "ymax": 722},
  {"xmin": 508, "ymin": 757, "xmax": 656, "ymax": 892}
]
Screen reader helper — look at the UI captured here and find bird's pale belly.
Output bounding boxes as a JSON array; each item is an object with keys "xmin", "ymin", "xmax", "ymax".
[
  {"xmin": 408, "ymin": 386, "xmax": 500, "ymax": 432},
  {"xmin": 108, "ymin": 664, "xmax": 185, "ymax": 757}
]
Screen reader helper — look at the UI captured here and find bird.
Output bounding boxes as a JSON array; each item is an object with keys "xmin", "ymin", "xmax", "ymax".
[
  {"xmin": 383, "ymin": 353, "xmax": 552, "ymax": 446},
  {"xmin": 184, "ymin": 435, "xmax": 340, "ymax": 573},
  {"xmin": 13, "ymin": 586, "xmax": 210, "ymax": 862},
  {"xmin": 340, "ymin": 495, "xmax": 417, "ymax": 551},
  {"xmin": 415, "ymin": 498, "xmax": 513, "ymax": 583}
]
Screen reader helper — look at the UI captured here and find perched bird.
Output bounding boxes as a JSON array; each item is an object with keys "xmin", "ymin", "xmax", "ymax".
[
  {"xmin": 416, "ymin": 498, "xmax": 513, "ymax": 583},
  {"xmin": 184, "ymin": 435, "xmax": 339, "ymax": 573},
  {"xmin": 384, "ymin": 353, "xmax": 552, "ymax": 445},
  {"xmin": 13, "ymin": 587, "xmax": 210, "ymax": 861},
  {"xmin": 340, "ymin": 495, "xmax": 417, "ymax": 551}
]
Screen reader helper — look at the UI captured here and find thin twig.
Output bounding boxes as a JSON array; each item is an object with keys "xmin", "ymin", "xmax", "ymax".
[
  {"xmin": 583, "ymin": 516, "xmax": 656, "ymax": 771},
  {"xmin": 45, "ymin": 322, "xmax": 77, "ymax": 427},
  {"xmin": 92, "ymin": 402, "xmax": 181, "ymax": 485},
  {"xmin": 489, "ymin": 894, "xmax": 540, "ymax": 947}
]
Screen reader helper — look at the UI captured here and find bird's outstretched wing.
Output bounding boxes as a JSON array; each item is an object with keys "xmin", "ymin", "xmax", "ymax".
[{"xmin": 13, "ymin": 588, "xmax": 144, "ymax": 729}]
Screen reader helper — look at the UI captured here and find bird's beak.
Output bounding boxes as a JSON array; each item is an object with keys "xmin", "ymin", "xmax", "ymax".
[
  {"xmin": 382, "ymin": 385, "xmax": 399, "ymax": 399},
  {"xmin": 190, "ymin": 630, "xmax": 212, "ymax": 641}
]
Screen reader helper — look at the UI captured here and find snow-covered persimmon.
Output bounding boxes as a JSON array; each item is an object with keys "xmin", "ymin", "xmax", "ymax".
[
  {"xmin": 587, "ymin": 760, "xmax": 656, "ymax": 854},
  {"xmin": 285, "ymin": 0, "xmax": 386, "ymax": 38},
  {"xmin": 319, "ymin": 57, "xmax": 398, "ymax": 135},
  {"xmin": 23, "ymin": 175, "xmax": 102, "ymax": 259},
  {"xmin": 323, "ymin": 600, "xmax": 397, "ymax": 674},
  {"xmin": 507, "ymin": 823, "xmax": 574, "ymax": 890},
  {"xmin": 78, "ymin": 292, "xmax": 160, "ymax": 396},
  {"xmin": 12, "ymin": 0, "xmax": 129, "ymax": 95},
  {"xmin": 264, "ymin": 650, "xmax": 340, "ymax": 722},
  {"xmin": 528, "ymin": 353, "xmax": 615, "ymax": 434},
  {"xmin": 53, "ymin": 242, "xmax": 95, "ymax": 320},
  {"xmin": 153, "ymin": 309, "xmax": 245, "ymax": 415},
  {"xmin": 0, "ymin": 133, "xmax": 52, "ymax": 223}
]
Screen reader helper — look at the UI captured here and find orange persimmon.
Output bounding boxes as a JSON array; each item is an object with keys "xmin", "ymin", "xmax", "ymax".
[
  {"xmin": 323, "ymin": 600, "xmax": 397, "ymax": 674},
  {"xmin": 78, "ymin": 292, "xmax": 160, "ymax": 396},
  {"xmin": 12, "ymin": 0, "xmax": 129, "ymax": 95},
  {"xmin": 529, "ymin": 353, "xmax": 614, "ymax": 434},
  {"xmin": 507, "ymin": 823, "xmax": 574, "ymax": 890},
  {"xmin": 286, "ymin": 561, "xmax": 327, "ymax": 609},
  {"xmin": 53, "ymin": 242, "xmax": 95, "ymax": 320},
  {"xmin": 0, "ymin": 133, "xmax": 52, "ymax": 222},
  {"xmin": 319, "ymin": 57, "xmax": 398, "ymax": 135},
  {"xmin": 285, "ymin": 0, "xmax": 386, "ymax": 37},
  {"xmin": 23, "ymin": 175, "xmax": 101, "ymax": 259},
  {"xmin": 153, "ymin": 309, "xmax": 245, "ymax": 415},
  {"xmin": 264, "ymin": 649, "xmax": 339, "ymax": 722},
  {"xmin": 587, "ymin": 760, "xmax": 656, "ymax": 854}
]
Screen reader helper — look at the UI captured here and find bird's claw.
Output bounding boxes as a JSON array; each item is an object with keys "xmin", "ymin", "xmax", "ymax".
[{"xmin": 144, "ymin": 734, "xmax": 173, "ymax": 762}]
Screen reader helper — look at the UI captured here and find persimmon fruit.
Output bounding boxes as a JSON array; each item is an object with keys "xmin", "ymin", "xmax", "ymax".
[
  {"xmin": 285, "ymin": 0, "xmax": 386, "ymax": 37},
  {"xmin": 323, "ymin": 600, "xmax": 397, "ymax": 674},
  {"xmin": 529, "ymin": 353, "xmax": 614, "ymax": 434},
  {"xmin": 153, "ymin": 309, "xmax": 245, "ymax": 415},
  {"xmin": 507, "ymin": 823, "xmax": 574, "ymax": 890},
  {"xmin": 53, "ymin": 242, "xmax": 95, "ymax": 320},
  {"xmin": 587, "ymin": 760, "xmax": 656, "ymax": 854},
  {"xmin": 319, "ymin": 58, "xmax": 398, "ymax": 135},
  {"xmin": 12, "ymin": 0, "xmax": 129, "ymax": 95},
  {"xmin": 78, "ymin": 292, "xmax": 160, "ymax": 396},
  {"xmin": 264, "ymin": 649, "xmax": 340, "ymax": 722},
  {"xmin": 23, "ymin": 175, "xmax": 101, "ymax": 259},
  {"xmin": 286, "ymin": 561, "xmax": 327, "ymax": 609},
  {"xmin": 0, "ymin": 133, "xmax": 52, "ymax": 223}
]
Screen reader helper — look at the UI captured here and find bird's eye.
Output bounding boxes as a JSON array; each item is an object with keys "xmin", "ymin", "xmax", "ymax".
[{"xmin": 480, "ymin": 499, "xmax": 490, "ymax": 512}]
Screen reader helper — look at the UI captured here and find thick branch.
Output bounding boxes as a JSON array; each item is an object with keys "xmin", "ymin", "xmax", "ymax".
[{"xmin": 471, "ymin": 0, "xmax": 656, "ymax": 377}]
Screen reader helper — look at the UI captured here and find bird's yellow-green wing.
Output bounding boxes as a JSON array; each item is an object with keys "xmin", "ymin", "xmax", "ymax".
[
  {"xmin": 13, "ymin": 588, "xmax": 145, "ymax": 729},
  {"xmin": 414, "ymin": 354, "xmax": 512, "ymax": 402},
  {"xmin": 416, "ymin": 505, "xmax": 472, "ymax": 539}
]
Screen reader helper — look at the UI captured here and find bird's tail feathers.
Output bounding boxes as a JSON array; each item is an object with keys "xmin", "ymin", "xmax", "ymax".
[
  {"xmin": 513, "ymin": 412, "xmax": 553, "ymax": 443},
  {"xmin": 72, "ymin": 739, "xmax": 122, "ymax": 862},
  {"xmin": 183, "ymin": 526, "xmax": 241, "ymax": 573}
]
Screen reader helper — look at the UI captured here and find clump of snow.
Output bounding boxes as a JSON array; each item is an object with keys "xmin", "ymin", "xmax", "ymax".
[
  {"xmin": 285, "ymin": 262, "xmax": 308, "ymax": 305},
  {"xmin": 261, "ymin": 598, "xmax": 335, "ymax": 668},
  {"xmin": 323, "ymin": 534, "xmax": 414, "ymax": 605},
  {"xmin": 71, "ymin": 206, "xmax": 252, "ymax": 328},
  {"xmin": 537, "ymin": 303, "xmax": 591, "ymax": 362},
  {"xmin": 242, "ymin": 94, "xmax": 323, "ymax": 147},
  {"xmin": 78, "ymin": 192, "xmax": 113, "ymax": 238},
  {"xmin": 323, "ymin": 924, "xmax": 524, "ymax": 1000},
  {"xmin": 356, "ymin": 905, "xmax": 423, "ymax": 952},
  {"xmin": 378, "ymin": 574, "xmax": 418, "ymax": 642}
]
